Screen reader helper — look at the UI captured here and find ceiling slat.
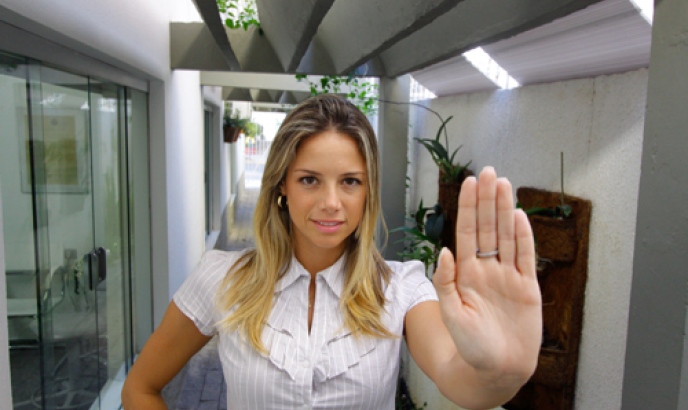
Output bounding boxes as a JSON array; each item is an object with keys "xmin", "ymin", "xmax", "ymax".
[
  {"xmin": 191, "ymin": 0, "xmax": 240, "ymax": 70},
  {"xmin": 316, "ymin": 0, "xmax": 462, "ymax": 75}
]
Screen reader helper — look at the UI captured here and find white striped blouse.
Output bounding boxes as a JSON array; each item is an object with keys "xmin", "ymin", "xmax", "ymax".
[{"xmin": 173, "ymin": 250, "xmax": 438, "ymax": 410}]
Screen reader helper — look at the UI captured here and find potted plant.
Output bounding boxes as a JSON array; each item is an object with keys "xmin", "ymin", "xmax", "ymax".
[
  {"xmin": 223, "ymin": 109, "xmax": 249, "ymax": 143},
  {"xmin": 414, "ymin": 114, "xmax": 472, "ymax": 253},
  {"xmin": 393, "ymin": 200, "xmax": 444, "ymax": 276}
]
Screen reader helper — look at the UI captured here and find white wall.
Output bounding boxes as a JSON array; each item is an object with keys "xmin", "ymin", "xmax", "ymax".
[
  {"xmin": 408, "ymin": 69, "xmax": 648, "ymax": 410},
  {"xmin": 0, "ymin": 0, "xmax": 171, "ymax": 80}
]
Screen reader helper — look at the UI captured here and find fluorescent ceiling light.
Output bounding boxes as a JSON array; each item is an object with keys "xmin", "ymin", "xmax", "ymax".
[
  {"xmin": 463, "ymin": 47, "xmax": 520, "ymax": 90},
  {"xmin": 410, "ymin": 76, "xmax": 437, "ymax": 102},
  {"xmin": 629, "ymin": 0, "xmax": 653, "ymax": 24}
]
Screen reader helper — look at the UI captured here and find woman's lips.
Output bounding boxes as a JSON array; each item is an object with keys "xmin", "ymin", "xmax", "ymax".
[{"xmin": 312, "ymin": 220, "xmax": 344, "ymax": 233}]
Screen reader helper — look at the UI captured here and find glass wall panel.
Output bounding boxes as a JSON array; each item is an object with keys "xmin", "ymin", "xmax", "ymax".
[
  {"xmin": 34, "ymin": 63, "xmax": 101, "ymax": 410},
  {"xmin": 0, "ymin": 50, "xmax": 54, "ymax": 410},
  {"xmin": 88, "ymin": 79, "xmax": 130, "ymax": 407},
  {"xmin": 127, "ymin": 89, "xmax": 151, "ymax": 353},
  {"xmin": 1, "ymin": 50, "xmax": 142, "ymax": 410}
]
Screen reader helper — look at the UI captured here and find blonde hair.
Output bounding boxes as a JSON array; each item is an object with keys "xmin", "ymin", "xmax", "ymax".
[{"xmin": 216, "ymin": 94, "xmax": 393, "ymax": 353}]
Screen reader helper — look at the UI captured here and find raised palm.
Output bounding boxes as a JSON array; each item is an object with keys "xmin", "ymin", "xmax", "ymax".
[{"xmin": 433, "ymin": 167, "xmax": 542, "ymax": 375}]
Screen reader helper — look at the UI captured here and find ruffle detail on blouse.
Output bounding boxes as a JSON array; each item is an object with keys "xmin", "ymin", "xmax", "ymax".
[{"xmin": 314, "ymin": 330, "xmax": 377, "ymax": 383}]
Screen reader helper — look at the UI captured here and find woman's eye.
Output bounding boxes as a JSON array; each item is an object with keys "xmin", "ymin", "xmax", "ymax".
[
  {"xmin": 300, "ymin": 176, "xmax": 317, "ymax": 185},
  {"xmin": 343, "ymin": 178, "xmax": 362, "ymax": 186}
]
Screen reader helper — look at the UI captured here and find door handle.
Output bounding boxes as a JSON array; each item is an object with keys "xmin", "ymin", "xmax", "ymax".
[
  {"xmin": 87, "ymin": 247, "xmax": 107, "ymax": 290},
  {"xmin": 96, "ymin": 247, "xmax": 107, "ymax": 283}
]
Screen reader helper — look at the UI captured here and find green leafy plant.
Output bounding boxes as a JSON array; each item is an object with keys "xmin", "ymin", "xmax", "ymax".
[
  {"xmin": 217, "ymin": 0, "xmax": 261, "ymax": 32},
  {"xmin": 224, "ymin": 108, "xmax": 249, "ymax": 129},
  {"xmin": 517, "ymin": 152, "xmax": 572, "ymax": 219},
  {"xmin": 295, "ymin": 74, "xmax": 378, "ymax": 116},
  {"xmin": 415, "ymin": 115, "xmax": 471, "ymax": 184},
  {"xmin": 224, "ymin": 108, "xmax": 262, "ymax": 139},
  {"xmin": 392, "ymin": 200, "xmax": 444, "ymax": 275},
  {"xmin": 242, "ymin": 120, "xmax": 262, "ymax": 139},
  {"xmin": 377, "ymin": 99, "xmax": 472, "ymax": 184}
]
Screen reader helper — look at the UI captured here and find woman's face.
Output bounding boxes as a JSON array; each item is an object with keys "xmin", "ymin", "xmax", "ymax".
[{"xmin": 281, "ymin": 130, "xmax": 367, "ymax": 264}]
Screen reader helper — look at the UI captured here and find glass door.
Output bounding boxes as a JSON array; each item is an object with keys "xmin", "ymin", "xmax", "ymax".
[
  {"xmin": 87, "ymin": 79, "xmax": 132, "ymax": 408},
  {"xmin": 2, "ymin": 53, "xmax": 132, "ymax": 410}
]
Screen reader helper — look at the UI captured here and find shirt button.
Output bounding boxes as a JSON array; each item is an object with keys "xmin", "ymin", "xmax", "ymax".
[{"xmin": 302, "ymin": 359, "xmax": 310, "ymax": 368}]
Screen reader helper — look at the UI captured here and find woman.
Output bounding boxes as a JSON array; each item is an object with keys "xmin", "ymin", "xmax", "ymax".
[{"xmin": 121, "ymin": 94, "xmax": 542, "ymax": 409}]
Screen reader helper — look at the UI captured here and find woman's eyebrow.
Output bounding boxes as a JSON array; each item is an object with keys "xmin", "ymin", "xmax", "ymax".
[
  {"xmin": 292, "ymin": 168, "xmax": 322, "ymax": 175},
  {"xmin": 292, "ymin": 169, "xmax": 366, "ymax": 176}
]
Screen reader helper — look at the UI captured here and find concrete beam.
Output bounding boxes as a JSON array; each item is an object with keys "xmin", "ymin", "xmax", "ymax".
[
  {"xmin": 295, "ymin": 35, "xmax": 388, "ymax": 76},
  {"xmin": 225, "ymin": 87, "xmax": 253, "ymax": 101},
  {"xmin": 316, "ymin": 0, "xmax": 461, "ymax": 75},
  {"xmin": 221, "ymin": 87, "xmax": 311, "ymax": 104},
  {"xmin": 295, "ymin": 34, "xmax": 338, "ymax": 75},
  {"xmin": 201, "ymin": 72, "xmax": 311, "ymax": 92},
  {"xmin": 191, "ymin": 0, "xmax": 240, "ymax": 70},
  {"xmin": 256, "ymin": 0, "xmax": 334, "ymax": 72},
  {"xmin": 266, "ymin": 89, "xmax": 281, "ymax": 102},
  {"xmin": 250, "ymin": 88, "xmax": 278, "ymax": 103},
  {"xmin": 278, "ymin": 91, "xmax": 312, "ymax": 105},
  {"xmin": 171, "ymin": 23, "xmax": 232, "ymax": 70},
  {"xmin": 226, "ymin": 25, "xmax": 283, "ymax": 72},
  {"xmin": 279, "ymin": 91, "xmax": 300, "ymax": 105},
  {"xmin": 381, "ymin": 0, "xmax": 605, "ymax": 77}
]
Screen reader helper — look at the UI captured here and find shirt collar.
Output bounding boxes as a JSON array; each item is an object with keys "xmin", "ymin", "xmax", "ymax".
[{"xmin": 274, "ymin": 253, "xmax": 348, "ymax": 297}]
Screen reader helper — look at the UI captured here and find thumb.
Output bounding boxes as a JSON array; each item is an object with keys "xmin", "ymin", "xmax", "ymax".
[{"xmin": 433, "ymin": 247, "xmax": 458, "ymax": 298}]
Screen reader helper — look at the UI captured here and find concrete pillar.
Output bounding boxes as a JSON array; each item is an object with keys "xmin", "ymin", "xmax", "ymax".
[
  {"xmin": 377, "ymin": 76, "xmax": 411, "ymax": 260},
  {"xmin": 622, "ymin": 0, "xmax": 688, "ymax": 408}
]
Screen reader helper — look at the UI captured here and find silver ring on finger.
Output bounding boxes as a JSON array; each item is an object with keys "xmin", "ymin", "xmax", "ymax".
[{"xmin": 476, "ymin": 248, "xmax": 499, "ymax": 258}]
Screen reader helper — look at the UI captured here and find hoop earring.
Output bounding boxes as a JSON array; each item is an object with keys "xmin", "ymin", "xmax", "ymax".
[{"xmin": 277, "ymin": 195, "xmax": 288, "ymax": 209}]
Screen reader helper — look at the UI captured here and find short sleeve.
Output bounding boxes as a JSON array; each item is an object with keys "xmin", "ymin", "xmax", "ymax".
[
  {"xmin": 386, "ymin": 260, "xmax": 439, "ymax": 313},
  {"xmin": 173, "ymin": 250, "xmax": 240, "ymax": 336}
]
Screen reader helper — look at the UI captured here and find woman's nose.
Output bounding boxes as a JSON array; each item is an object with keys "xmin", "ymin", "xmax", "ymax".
[{"xmin": 321, "ymin": 184, "xmax": 342, "ymax": 211}]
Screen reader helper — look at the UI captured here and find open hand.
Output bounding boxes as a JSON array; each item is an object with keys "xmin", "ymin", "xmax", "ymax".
[{"xmin": 432, "ymin": 167, "xmax": 542, "ymax": 378}]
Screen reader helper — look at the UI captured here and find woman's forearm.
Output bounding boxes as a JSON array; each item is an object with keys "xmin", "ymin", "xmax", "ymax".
[
  {"xmin": 121, "ymin": 389, "xmax": 168, "ymax": 410},
  {"xmin": 434, "ymin": 351, "xmax": 533, "ymax": 410}
]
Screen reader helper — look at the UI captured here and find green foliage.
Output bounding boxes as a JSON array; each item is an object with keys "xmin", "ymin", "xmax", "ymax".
[
  {"xmin": 392, "ymin": 200, "xmax": 444, "ymax": 275},
  {"xmin": 515, "ymin": 152, "xmax": 573, "ymax": 219},
  {"xmin": 217, "ymin": 0, "xmax": 261, "ymax": 32},
  {"xmin": 242, "ymin": 121, "xmax": 262, "ymax": 139},
  {"xmin": 295, "ymin": 74, "xmax": 379, "ymax": 116},
  {"xmin": 517, "ymin": 202, "xmax": 572, "ymax": 219},
  {"xmin": 224, "ymin": 108, "xmax": 246, "ymax": 128},
  {"xmin": 224, "ymin": 108, "xmax": 261, "ymax": 137},
  {"xmin": 415, "ymin": 115, "xmax": 471, "ymax": 183}
]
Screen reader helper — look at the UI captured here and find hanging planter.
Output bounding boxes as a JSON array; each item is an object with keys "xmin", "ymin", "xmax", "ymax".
[{"xmin": 223, "ymin": 125, "xmax": 241, "ymax": 143}]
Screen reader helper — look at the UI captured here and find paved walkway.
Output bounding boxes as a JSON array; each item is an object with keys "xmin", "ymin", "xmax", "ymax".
[{"xmin": 163, "ymin": 183, "xmax": 258, "ymax": 410}]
